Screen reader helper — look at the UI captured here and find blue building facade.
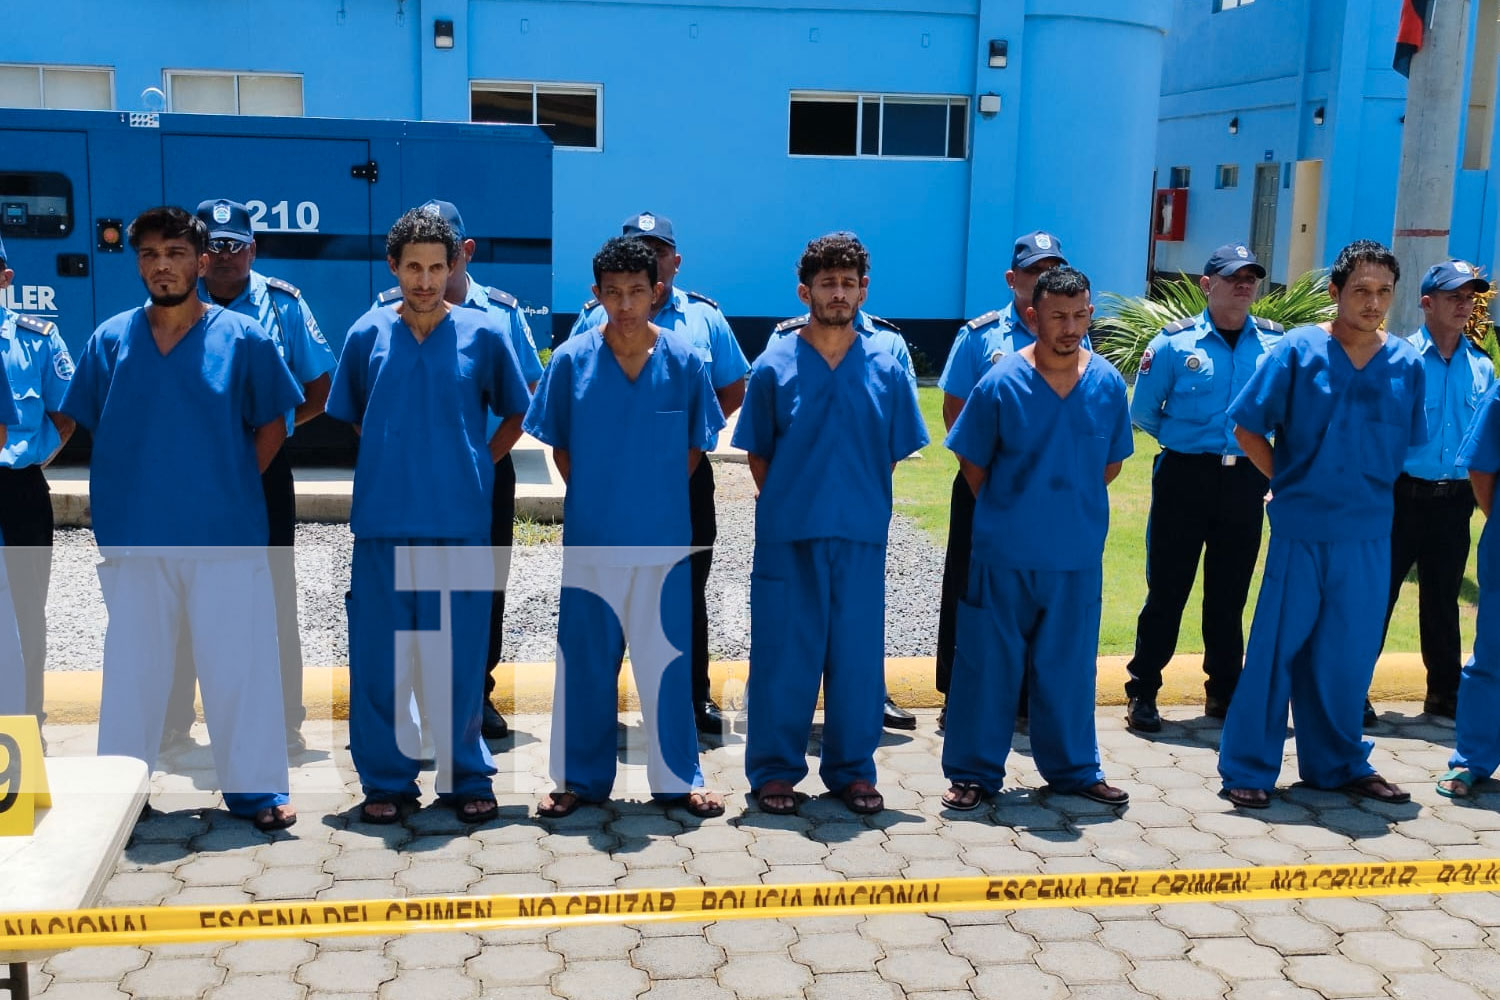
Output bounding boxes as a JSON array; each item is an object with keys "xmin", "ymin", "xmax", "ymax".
[
  {"xmin": 1153, "ymin": 0, "xmax": 1500, "ymax": 291},
  {"xmin": 2, "ymin": 0, "xmax": 1172, "ymax": 357}
]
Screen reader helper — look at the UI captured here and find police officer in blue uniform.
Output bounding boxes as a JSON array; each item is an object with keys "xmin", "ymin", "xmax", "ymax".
[
  {"xmin": 1374, "ymin": 259, "xmax": 1494, "ymax": 724},
  {"xmin": 570, "ymin": 212, "xmax": 748, "ymax": 735},
  {"xmin": 0, "ymin": 233, "xmax": 73, "ymax": 724},
  {"xmin": 1125, "ymin": 244, "xmax": 1284, "ymax": 732},
  {"xmin": 162, "ymin": 200, "xmax": 336, "ymax": 754},
  {"xmin": 377, "ymin": 199, "xmax": 544, "ymax": 740},
  {"xmin": 934, "ymin": 230, "xmax": 1068, "ymax": 729}
]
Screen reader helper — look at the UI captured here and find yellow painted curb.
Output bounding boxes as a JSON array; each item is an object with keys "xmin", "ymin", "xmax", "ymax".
[{"xmin": 38, "ymin": 653, "xmax": 1437, "ymax": 725}]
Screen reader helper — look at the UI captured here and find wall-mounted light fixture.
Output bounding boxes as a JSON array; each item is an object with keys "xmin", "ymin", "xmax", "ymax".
[
  {"xmin": 434, "ymin": 18, "xmax": 455, "ymax": 48},
  {"xmin": 988, "ymin": 40, "xmax": 1008, "ymax": 68},
  {"xmin": 1313, "ymin": 105, "xmax": 1326, "ymax": 126},
  {"xmin": 978, "ymin": 92, "xmax": 1001, "ymax": 117},
  {"xmin": 1228, "ymin": 116, "xmax": 1240, "ymax": 135}
]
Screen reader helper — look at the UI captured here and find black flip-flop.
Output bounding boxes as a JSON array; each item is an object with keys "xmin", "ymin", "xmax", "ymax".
[
  {"xmin": 253, "ymin": 806, "xmax": 297, "ymax": 832},
  {"xmin": 450, "ymin": 797, "xmax": 500, "ymax": 825},
  {"xmin": 537, "ymin": 790, "xmax": 587, "ymax": 819},
  {"xmin": 358, "ymin": 797, "xmax": 415, "ymax": 825},
  {"xmin": 674, "ymin": 791, "xmax": 726, "ymax": 819},
  {"xmin": 942, "ymin": 781, "xmax": 992, "ymax": 812},
  {"xmin": 1344, "ymin": 775, "xmax": 1411, "ymax": 804},
  {"xmin": 1072, "ymin": 782, "xmax": 1130, "ymax": 806}
]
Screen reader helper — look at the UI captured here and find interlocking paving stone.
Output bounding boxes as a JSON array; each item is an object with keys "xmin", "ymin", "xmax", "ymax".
[
  {"xmin": 548, "ymin": 925, "xmax": 641, "ymax": 962},
  {"xmin": 385, "ymin": 932, "xmax": 481, "ymax": 969},
  {"xmin": 968, "ymin": 964, "xmax": 1070, "ymax": 1000},
  {"xmin": 1096, "ymin": 919, "xmax": 1192, "ymax": 960},
  {"xmin": 787, "ymin": 931, "xmax": 882, "ymax": 974},
  {"xmin": 202, "ymin": 974, "xmax": 309, "ymax": 1000},
  {"xmin": 1127, "ymin": 959, "xmax": 1230, "ymax": 1000},
  {"xmin": 1223, "ymin": 981, "xmax": 1324, "ymax": 1000},
  {"xmin": 943, "ymin": 922, "xmax": 1038, "ymax": 964},
  {"xmin": 1296, "ymin": 897, "xmax": 1391, "ymax": 933},
  {"xmin": 43, "ymin": 948, "xmax": 151, "ymax": 981},
  {"xmin": 120, "ymin": 957, "xmax": 227, "ymax": 999},
  {"xmin": 875, "ymin": 949, "xmax": 976, "ymax": 991},
  {"xmin": 631, "ymin": 935, "xmax": 728, "ymax": 979},
  {"xmin": 552, "ymin": 960, "xmax": 650, "ymax": 1000},
  {"xmin": 1243, "ymin": 915, "xmax": 1337, "ymax": 954},
  {"xmin": 1383, "ymin": 971, "xmax": 1490, "ymax": 1000},
  {"xmin": 1032, "ymin": 941, "xmax": 1131, "ymax": 983},
  {"xmin": 1155, "ymin": 903, "xmax": 1244, "ymax": 938},
  {"xmin": 637, "ymin": 978, "xmax": 739, "ymax": 1000},
  {"xmin": 858, "ymin": 913, "xmax": 951, "ymax": 948},
  {"xmin": 1336, "ymin": 929, "xmax": 1437, "ymax": 972},
  {"xmin": 716, "ymin": 954, "xmax": 814, "ymax": 999},
  {"xmin": 1392, "ymin": 909, "xmax": 1489, "ymax": 948},
  {"xmin": 703, "ymin": 919, "xmax": 799, "ymax": 953},
  {"xmin": 464, "ymin": 945, "xmax": 564, "ymax": 987},
  {"xmin": 1286, "ymin": 954, "xmax": 1389, "ymax": 996},
  {"xmin": 1188, "ymin": 938, "xmax": 1286, "ymax": 979},
  {"xmin": 216, "ymin": 939, "xmax": 318, "ymax": 975},
  {"xmin": 245, "ymin": 865, "xmax": 334, "ymax": 900},
  {"xmin": 1435, "ymin": 946, "xmax": 1500, "ymax": 989},
  {"xmin": 805, "ymin": 972, "xmax": 901, "ymax": 1000}
]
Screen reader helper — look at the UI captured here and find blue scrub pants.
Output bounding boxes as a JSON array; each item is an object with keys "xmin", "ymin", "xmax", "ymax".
[
  {"xmin": 1451, "ymin": 527, "xmax": 1500, "ymax": 778},
  {"xmin": 1219, "ymin": 535, "xmax": 1387, "ymax": 792},
  {"xmin": 95, "ymin": 553, "xmax": 289, "ymax": 816},
  {"xmin": 942, "ymin": 560, "xmax": 1106, "ymax": 794},
  {"xmin": 348, "ymin": 538, "xmax": 496, "ymax": 801},
  {"xmin": 746, "ymin": 539, "xmax": 886, "ymax": 794},
  {"xmin": 550, "ymin": 557, "xmax": 701, "ymax": 801}
]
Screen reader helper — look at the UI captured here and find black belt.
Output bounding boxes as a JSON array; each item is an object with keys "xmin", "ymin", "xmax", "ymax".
[
  {"xmin": 0, "ymin": 465, "xmax": 46, "ymax": 482},
  {"xmin": 1396, "ymin": 474, "xmax": 1472, "ymax": 500},
  {"xmin": 1164, "ymin": 449, "xmax": 1244, "ymax": 467}
]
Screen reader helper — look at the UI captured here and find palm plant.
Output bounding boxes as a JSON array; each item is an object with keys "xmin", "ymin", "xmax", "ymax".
[{"xmin": 1095, "ymin": 270, "xmax": 1338, "ymax": 375}]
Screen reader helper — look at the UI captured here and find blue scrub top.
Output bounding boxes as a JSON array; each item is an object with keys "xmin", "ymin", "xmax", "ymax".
[
  {"xmin": 327, "ymin": 304, "xmax": 532, "ymax": 540},
  {"xmin": 1403, "ymin": 327, "xmax": 1495, "ymax": 481},
  {"xmin": 0, "ymin": 308, "xmax": 73, "ymax": 467},
  {"xmin": 61, "ymin": 306, "xmax": 303, "ymax": 548},
  {"xmin": 524, "ymin": 327, "xmax": 724, "ymax": 553},
  {"xmin": 1229, "ymin": 325, "xmax": 1428, "ymax": 542},
  {"xmin": 571, "ymin": 286, "xmax": 747, "ymax": 450},
  {"xmin": 1130, "ymin": 309, "xmax": 1284, "ymax": 456},
  {"xmin": 947, "ymin": 351, "xmax": 1133, "ymax": 570},
  {"xmin": 769, "ymin": 311, "xmax": 917, "ymax": 390},
  {"xmin": 1459, "ymin": 384, "xmax": 1500, "ymax": 560},
  {"xmin": 202, "ymin": 270, "xmax": 335, "ymax": 437},
  {"xmin": 733, "ymin": 332, "xmax": 928, "ymax": 545}
]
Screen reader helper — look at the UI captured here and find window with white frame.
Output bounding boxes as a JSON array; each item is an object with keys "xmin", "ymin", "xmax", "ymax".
[
  {"xmin": 1215, "ymin": 164, "xmax": 1240, "ymax": 189},
  {"xmin": 1213, "ymin": 0, "xmax": 1255, "ymax": 10},
  {"xmin": 0, "ymin": 64, "xmax": 113, "ymax": 110},
  {"xmin": 1169, "ymin": 166, "xmax": 1192, "ymax": 188},
  {"xmin": 788, "ymin": 92, "xmax": 968, "ymax": 159},
  {"xmin": 470, "ymin": 81, "xmax": 601, "ymax": 150},
  {"xmin": 165, "ymin": 71, "xmax": 303, "ymax": 116}
]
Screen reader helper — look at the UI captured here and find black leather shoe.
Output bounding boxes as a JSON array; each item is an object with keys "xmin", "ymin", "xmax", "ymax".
[
  {"xmin": 696, "ymin": 698, "xmax": 725, "ymax": 734},
  {"xmin": 1125, "ymin": 696, "xmax": 1162, "ymax": 733},
  {"xmin": 1204, "ymin": 696, "xmax": 1229, "ymax": 720},
  {"xmin": 1362, "ymin": 699, "xmax": 1378, "ymax": 728},
  {"xmin": 883, "ymin": 697, "xmax": 917, "ymax": 730},
  {"xmin": 936, "ymin": 703, "xmax": 947, "ymax": 732},
  {"xmin": 1423, "ymin": 695, "xmax": 1457, "ymax": 720},
  {"xmin": 159, "ymin": 727, "xmax": 194, "ymax": 754},
  {"xmin": 481, "ymin": 702, "xmax": 510, "ymax": 739}
]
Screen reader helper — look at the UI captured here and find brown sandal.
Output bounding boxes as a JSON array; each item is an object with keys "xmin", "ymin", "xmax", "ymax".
[
  {"xmin": 838, "ymin": 780, "xmax": 884, "ymax": 815},
  {"xmin": 754, "ymin": 780, "xmax": 798, "ymax": 815},
  {"xmin": 537, "ymin": 790, "xmax": 588, "ymax": 818}
]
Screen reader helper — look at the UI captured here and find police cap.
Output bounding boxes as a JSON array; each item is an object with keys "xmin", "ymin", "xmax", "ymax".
[
  {"xmin": 420, "ymin": 199, "xmax": 466, "ymax": 241},
  {"xmin": 622, "ymin": 211, "xmax": 675, "ymax": 248},
  {"xmin": 1012, "ymin": 230, "xmax": 1066, "ymax": 270},
  {"xmin": 1421, "ymin": 259, "xmax": 1490, "ymax": 295},
  {"xmin": 1204, "ymin": 243, "xmax": 1266, "ymax": 279},
  {"xmin": 196, "ymin": 199, "xmax": 254, "ymax": 243}
]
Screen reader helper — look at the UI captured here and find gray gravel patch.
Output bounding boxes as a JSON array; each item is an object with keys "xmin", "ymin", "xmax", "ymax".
[{"xmin": 42, "ymin": 463, "xmax": 942, "ymax": 670}]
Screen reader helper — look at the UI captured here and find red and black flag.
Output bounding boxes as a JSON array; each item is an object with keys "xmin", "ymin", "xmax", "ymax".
[{"xmin": 1394, "ymin": 0, "xmax": 1431, "ymax": 77}]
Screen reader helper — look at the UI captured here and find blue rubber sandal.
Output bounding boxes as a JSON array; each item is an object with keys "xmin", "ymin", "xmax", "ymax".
[{"xmin": 1437, "ymin": 768, "xmax": 1482, "ymax": 799}]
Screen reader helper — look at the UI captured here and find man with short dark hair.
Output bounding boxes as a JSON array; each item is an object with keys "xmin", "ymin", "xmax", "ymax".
[
  {"xmin": 1374, "ymin": 259, "xmax": 1494, "ymax": 723},
  {"xmin": 0, "ymin": 232, "xmax": 73, "ymax": 726},
  {"xmin": 570, "ymin": 212, "xmax": 747, "ymax": 735},
  {"xmin": 328, "ymin": 207, "xmax": 531, "ymax": 826},
  {"xmin": 527, "ymin": 236, "xmax": 725, "ymax": 819},
  {"xmin": 1125, "ymin": 244, "xmax": 1284, "ymax": 732},
  {"xmin": 735, "ymin": 232, "xmax": 928, "ymax": 817},
  {"xmin": 940, "ymin": 266, "xmax": 1132, "ymax": 811},
  {"xmin": 1219, "ymin": 240, "xmax": 1427, "ymax": 809},
  {"xmin": 162, "ymin": 199, "xmax": 336, "ymax": 754},
  {"xmin": 61, "ymin": 205, "xmax": 303, "ymax": 831},
  {"xmin": 375, "ymin": 198, "xmax": 543, "ymax": 741},
  {"xmin": 934, "ymin": 230, "xmax": 1068, "ymax": 730}
]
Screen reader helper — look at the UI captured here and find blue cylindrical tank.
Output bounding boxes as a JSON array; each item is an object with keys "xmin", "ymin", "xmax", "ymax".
[{"xmin": 1013, "ymin": 0, "xmax": 1172, "ymax": 297}]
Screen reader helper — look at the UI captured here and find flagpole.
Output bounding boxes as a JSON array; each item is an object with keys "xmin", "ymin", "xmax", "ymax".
[{"xmin": 1391, "ymin": 0, "xmax": 1472, "ymax": 335}]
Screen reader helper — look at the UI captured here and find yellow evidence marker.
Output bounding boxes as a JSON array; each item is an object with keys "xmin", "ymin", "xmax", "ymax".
[{"xmin": 0, "ymin": 715, "xmax": 50, "ymax": 836}]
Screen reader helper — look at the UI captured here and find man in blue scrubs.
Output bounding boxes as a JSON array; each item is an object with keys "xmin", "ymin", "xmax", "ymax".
[
  {"xmin": 1374, "ymin": 259, "xmax": 1494, "ymax": 723},
  {"xmin": 526, "ymin": 237, "xmax": 725, "ymax": 818},
  {"xmin": 570, "ymin": 212, "xmax": 748, "ymax": 734},
  {"xmin": 61, "ymin": 206, "xmax": 303, "ymax": 831},
  {"xmin": 1126, "ymin": 244, "xmax": 1283, "ymax": 732},
  {"xmin": 734, "ymin": 232, "xmax": 928, "ymax": 816},
  {"xmin": 375, "ymin": 199, "xmax": 543, "ymax": 741},
  {"xmin": 767, "ymin": 297, "xmax": 920, "ymax": 732},
  {"xmin": 1437, "ymin": 380, "xmax": 1500, "ymax": 797},
  {"xmin": 941, "ymin": 267, "xmax": 1133, "ymax": 810},
  {"xmin": 1219, "ymin": 240, "xmax": 1427, "ymax": 808},
  {"xmin": 934, "ymin": 230, "xmax": 1068, "ymax": 731},
  {"xmin": 327, "ymin": 208, "xmax": 531, "ymax": 825},
  {"xmin": 0, "ymin": 233, "xmax": 74, "ymax": 724},
  {"xmin": 163, "ymin": 199, "xmax": 337, "ymax": 754}
]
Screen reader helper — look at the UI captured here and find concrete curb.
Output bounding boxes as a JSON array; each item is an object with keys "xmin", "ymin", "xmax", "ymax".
[{"xmin": 39, "ymin": 652, "xmax": 1438, "ymax": 725}]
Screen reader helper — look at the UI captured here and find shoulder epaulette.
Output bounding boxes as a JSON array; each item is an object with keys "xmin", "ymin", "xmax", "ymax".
[
  {"xmin": 14, "ymin": 315, "xmax": 55, "ymax": 336},
  {"xmin": 264, "ymin": 276, "xmax": 302, "ymax": 299},
  {"xmin": 865, "ymin": 313, "xmax": 901, "ymax": 332},
  {"xmin": 685, "ymin": 290, "xmax": 719, "ymax": 309},
  {"xmin": 486, "ymin": 286, "xmax": 518, "ymax": 309},
  {"xmin": 1253, "ymin": 316, "xmax": 1285, "ymax": 333},
  {"xmin": 1163, "ymin": 316, "xmax": 1196, "ymax": 334},
  {"xmin": 774, "ymin": 314, "xmax": 809, "ymax": 334},
  {"xmin": 963, "ymin": 310, "xmax": 1001, "ymax": 332},
  {"xmin": 580, "ymin": 298, "xmax": 600, "ymax": 312},
  {"xmin": 377, "ymin": 286, "xmax": 403, "ymax": 305}
]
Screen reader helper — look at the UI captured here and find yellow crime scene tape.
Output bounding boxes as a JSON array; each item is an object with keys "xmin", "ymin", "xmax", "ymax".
[{"xmin": 5, "ymin": 858, "xmax": 1500, "ymax": 951}]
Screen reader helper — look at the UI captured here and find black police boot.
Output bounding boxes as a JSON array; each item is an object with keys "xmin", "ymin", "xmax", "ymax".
[
  {"xmin": 1125, "ymin": 696, "xmax": 1162, "ymax": 734},
  {"xmin": 482, "ymin": 702, "xmax": 510, "ymax": 739},
  {"xmin": 1203, "ymin": 696, "xmax": 1230, "ymax": 720},
  {"xmin": 883, "ymin": 697, "xmax": 917, "ymax": 731},
  {"xmin": 936, "ymin": 701, "xmax": 947, "ymax": 732},
  {"xmin": 1362, "ymin": 699, "xmax": 1378, "ymax": 728},
  {"xmin": 1423, "ymin": 694, "xmax": 1457, "ymax": 720},
  {"xmin": 696, "ymin": 698, "xmax": 726, "ymax": 734}
]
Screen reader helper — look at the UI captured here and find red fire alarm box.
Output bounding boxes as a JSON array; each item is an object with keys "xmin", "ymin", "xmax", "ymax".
[{"xmin": 1153, "ymin": 188, "xmax": 1188, "ymax": 242}]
